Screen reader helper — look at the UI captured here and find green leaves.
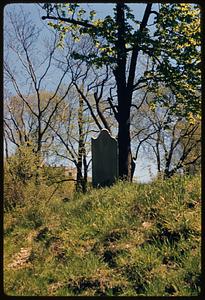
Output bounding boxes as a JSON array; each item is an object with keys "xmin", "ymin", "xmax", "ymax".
[
  {"xmin": 44, "ymin": 3, "xmax": 201, "ymax": 120},
  {"xmin": 148, "ymin": 3, "xmax": 201, "ymax": 119},
  {"xmin": 45, "ymin": 3, "xmax": 141, "ymax": 67}
]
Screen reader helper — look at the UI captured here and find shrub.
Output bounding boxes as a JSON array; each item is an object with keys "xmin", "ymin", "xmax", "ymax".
[
  {"xmin": 4, "ymin": 143, "xmax": 43, "ymax": 210},
  {"xmin": 4, "ymin": 163, "xmax": 25, "ymax": 211},
  {"xmin": 6, "ymin": 143, "xmax": 42, "ymax": 184}
]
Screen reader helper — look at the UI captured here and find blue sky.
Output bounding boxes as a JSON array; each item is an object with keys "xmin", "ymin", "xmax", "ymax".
[{"xmin": 4, "ymin": 3, "xmax": 158, "ymax": 182}]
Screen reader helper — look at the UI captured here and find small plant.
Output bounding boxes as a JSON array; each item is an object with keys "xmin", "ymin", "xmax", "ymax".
[{"xmin": 23, "ymin": 207, "xmax": 44, "ymax": 229}]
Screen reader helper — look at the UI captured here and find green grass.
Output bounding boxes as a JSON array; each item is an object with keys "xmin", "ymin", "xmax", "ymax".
[{"xmin": 4, "ymin": 174, "xmax": 201, "ymax": 296}]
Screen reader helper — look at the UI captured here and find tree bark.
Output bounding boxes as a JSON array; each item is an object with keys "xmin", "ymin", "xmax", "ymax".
[
  {"xmin": 115, "ymin": 3, "xmax": 135, "ymax": 180},
  {"xmin": 76, "ymin": 93, "xmax": 87, "ymax": 192}
]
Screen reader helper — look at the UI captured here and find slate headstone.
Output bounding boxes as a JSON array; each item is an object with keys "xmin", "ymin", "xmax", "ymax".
[{"xmin": 92, "ymin": 129, "xmax": 118, "ymax": 187}]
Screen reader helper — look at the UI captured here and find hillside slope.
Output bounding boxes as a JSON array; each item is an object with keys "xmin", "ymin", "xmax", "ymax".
[{"xmin": 4, "ymin": 175, "xmax": 201, "ymax": 296}]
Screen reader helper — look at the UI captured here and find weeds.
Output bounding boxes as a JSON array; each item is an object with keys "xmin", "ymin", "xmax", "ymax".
[{"xmin": 4, "ymin": 174, "xmax": 201, "ymax": 296}]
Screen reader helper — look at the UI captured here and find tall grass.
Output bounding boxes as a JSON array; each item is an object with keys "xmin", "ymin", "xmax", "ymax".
[{"xmin": 4, "ymin": 174, "xmax": 201, "ymax": 296}]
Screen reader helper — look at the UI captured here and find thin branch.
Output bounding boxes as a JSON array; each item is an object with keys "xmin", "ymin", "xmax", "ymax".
[
  {"xmin": 127, "ymin": 3, "xmax": 152, "ymax": 93},
  {"xmin": 73, "ymin": 82, "xmax": 103, "ymax": 131},
  {"xmin": 42, "ymin": 15, "xmax": 95, "ymax": 28}
]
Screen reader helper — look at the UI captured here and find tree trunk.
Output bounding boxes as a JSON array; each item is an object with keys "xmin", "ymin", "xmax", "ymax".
[
  {"xmin": 115, "ymin": 3, "xmax": 133, "ymax": 181},
  {"xmin": 76, "ymin": 93, "xmax": 87, "ymax": 192},
  {"xmin": 118, "ymin": 116, "xmax": 131, "ymax": 180},
  {"xmin": 83, "ymin": 153, "xmax": 88, "ymax": 192},
  {"xmin": 114, "ymin": 3, "xmax": 152, "ymax": 181}
]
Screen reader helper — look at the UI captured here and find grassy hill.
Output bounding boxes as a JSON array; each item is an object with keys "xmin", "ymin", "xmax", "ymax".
[{"xmin": 4, "ymin": 174, "xmax": 201, "ymax": 296}]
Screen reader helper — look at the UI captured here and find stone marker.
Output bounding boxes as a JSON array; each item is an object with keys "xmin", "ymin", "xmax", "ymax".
[{"xmin": 92, "ymin": 129, "xmax": 119, "ymax": 187}]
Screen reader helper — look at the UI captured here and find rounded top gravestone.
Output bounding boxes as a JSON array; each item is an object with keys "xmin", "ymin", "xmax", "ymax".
[{"xmin": 92, "ymin": 129, "xmax": 119, "ymax": 187}]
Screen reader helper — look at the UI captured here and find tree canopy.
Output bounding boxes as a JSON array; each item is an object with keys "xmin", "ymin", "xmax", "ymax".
[{"xmin": 42, "ymin": 3, "xmax": 201, "ymax": 119}]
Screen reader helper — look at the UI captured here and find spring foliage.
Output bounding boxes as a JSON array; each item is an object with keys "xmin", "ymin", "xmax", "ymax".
[
  {"xmin": 44, "ymin": 3, "xmax": 201, "ymax": 120},
  {"xmin": 149, "ymin": 4, "xmax": 201, "ymax": 119}
]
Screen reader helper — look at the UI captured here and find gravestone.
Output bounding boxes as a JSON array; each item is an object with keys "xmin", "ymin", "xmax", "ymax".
[{"xmin": 92, "ymin": 129, "xmax": 119, "ymax": 187}]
